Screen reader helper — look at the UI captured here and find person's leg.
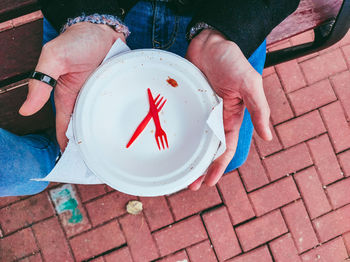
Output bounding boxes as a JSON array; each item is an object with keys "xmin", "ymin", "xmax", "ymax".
[
  {"xmin": 0, "ymin": 19, "xmax": 60, "ymax": 197},
  {"xmin": 148, "ymin": 1, "xmax": 266, "ymax": 172},
  {"xmin": 0, "ymin": 129, "xmax": 59, "ymax": 196}
]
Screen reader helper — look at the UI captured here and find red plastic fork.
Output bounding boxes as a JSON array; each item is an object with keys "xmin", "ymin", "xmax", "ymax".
[
  {"xmin": 147, "ymin": 88, "xmax": 169, "ymax": 150},
  {"xmin": 126, "ymin": 94, "xmax": 166, "ymax": 148}
]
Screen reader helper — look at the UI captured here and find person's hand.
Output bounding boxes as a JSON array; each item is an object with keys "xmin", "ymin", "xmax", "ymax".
[
  {"xmin": 186, "ymin": 29, "xmax": 272, "ymax": 190},
  {"xmin": 19, "ymin": 22, "xmax": 125, "ymax": 151}
]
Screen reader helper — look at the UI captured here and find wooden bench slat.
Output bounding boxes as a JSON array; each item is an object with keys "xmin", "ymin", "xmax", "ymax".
[
  {"xmin": 0, "ymin": 0, "xmax": 39, "ymax": 23},
  {"xmin": 0, "ymin": 18, "xmax": 42, "ymax": 83},
  {"xmin": 267, "ymin": 0, "xmax": 342, "ymax": 44},
  {"xmin": 0, "ymin": 81, "xmax": 54, "ymax": 135}
]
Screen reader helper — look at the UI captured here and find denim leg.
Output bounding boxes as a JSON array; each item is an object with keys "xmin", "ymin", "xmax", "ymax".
[{"xmin": 0, "ymin": 129, "xmax": 59, "ymax": 196}]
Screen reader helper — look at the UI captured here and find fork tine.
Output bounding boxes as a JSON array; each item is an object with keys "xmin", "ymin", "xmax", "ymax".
[
  {"xmin": 160, "ymin": 136, "xmax": 165, "ymax": 149},
  {"xmin": 158, "ymin": 99, "xmax": 167, "ymax": 111},
  {"xmin": 164, "ymin": 134, "xmax": 169, "ymax": 148},
  {"xmin": 154, "ymin": 94, "xmax": 160, "ymax": 102},
  {"xmin": 155, "ymin": 97, "xmax": 164, "ymax": 107},
  {"xmin": 156, "ymin": 136, "xmax": 161, "ymax": 150}
]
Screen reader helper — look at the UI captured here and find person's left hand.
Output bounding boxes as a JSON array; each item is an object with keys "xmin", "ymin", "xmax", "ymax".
[{"xmin": 186, "ymin": 29, "xmax": 272, "ymax": 190}]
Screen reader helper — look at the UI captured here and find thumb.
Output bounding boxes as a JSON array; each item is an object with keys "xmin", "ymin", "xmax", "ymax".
[{"xmin": 19, "ymin": 44, "xmax": 63, "ymax": 116}]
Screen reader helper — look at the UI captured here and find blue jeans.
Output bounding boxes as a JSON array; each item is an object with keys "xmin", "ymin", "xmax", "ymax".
[{"xmin": 0, "ymin": 0, "xmax": 266, "ymax": 197}]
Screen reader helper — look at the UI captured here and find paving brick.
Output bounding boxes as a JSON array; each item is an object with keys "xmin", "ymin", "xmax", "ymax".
[
  {"xmin": 217, "ymin": 171, "xmax": 255, "ymax": 225},
  {"xmin": 70, "ymin": 220, "xmax": 125, "ymax": 261},
  {"xmin": 254, "ymin": 124, "xmax": 283, "ymax": 157},
  {"xmin": 140, "ymin": 196, "xmax": 174, "ymax": 231},
  {"xmin": 320, "ymin": 101, "xmax": 350, "ymax": 153},
  {"xmin": 0, "ymin": 196, "xmax": 20, "ymax": 208},
  {"xmin": 263, "ymin": 143, "xmax": 312, "ymax": 181},
  {"xmin": 276, "ymin": 110, "xmax": 326, "ymax": 148},
  {"xmin": 249, "ymin": 176, "xmax": 300, "ymax": 216},
  {"xmin": 119, "ymin": 213, "xmax": 159, "ymax": 261},
  {"xmin": 104, "ymin": 247, "xmax": 133, "ymax": 262},
  {"xmin": 326, "ymin": 178, "xmax": 350, "ymax": 209},
  {"xmin": 269, "ymin": 233, "xmax": 301, "ymax": 262},
  {"xmin": 313, "ymin": 204, "xmax": 350, "ymax": 242},
  {"xmin": 167, "ymin": 185, "xmax": 221, "ymax": 221},
  {"xmin": 238, "ymin": 144, "xmax": 269, "ymax": 191},
  {"xmin": 18, "ymin": 253, "xmax": 42, "ymax": 262},
  {"xmin": 50, "ymin": 184, "xmax": 91, "ymax": 237},
  {"xmin": 85, "ymin": 191, "xmax": 137, "ymax": 226},
  {"xmin": 300, "ymin": 49, "xmax": 348, "ymax": 84},
  {"xmin": 227, "ymin": 246, "xmax": 273, "ymax": 262},
  {"xmin": 288, "ymin": 79, "xmax": 337, "ymax": 116},
  {"xmin": 187, "ymin": 240, "xmax": 217, "ymax": 262},
  {"xmin": 77, "ymin": 184, "xmax": 107, "ymax": 203},
  {"xmin": 276, "ymin": 60, "xmax": 306, "ymax": 93},
  {"xmin": 153, "ymin": 215, "xmax": 207, "ymax": 256},
  {"xmin": 268, "ymin": 39, "xmax": 291, "ymax": 52},
  {"xmin": 203, "ymin": 206, "xmax": 241, "ymax": 260},
  {"xmin": 342, "ymin": 44, "xmax": 350, "ymax": 66},
  {"xmin": 294, "ymin": 167, "xmax": 332, "ymax": 219},
  {"xmin": 90, "ymin": 258, "xmax": 105, "ymax": 262},
  {"xmin": 32, "ymin": 217, "xmax": 74, "ymax": 262},
  {"xmin": 0, "ymin": 192, "xmax": 54, "ymax": 234},
  {"xmin": 338, "ymin": 150, "xmax": 350, "ymax": 177},
  {"xmin": 338, "ymin": 30, "xmax": 350, "ymax": 47},
  {"xmin": 331, "ymin": 71, "xmax": 350, "ymax": 121},
  {"xmin": 290, "ymin": 30, "xmax": 314, "ymax": 46},
  {"xmin": 157, "ymin": 250, "xmax": 189, "ymax": 262},
  {"xmin": 343, "ymin": 232, "xmax": 350, "ymax": 255},
  {"xmin": 301, "ymin": 237, "xmax": 348, "ymax": 262},
  {"xmin": 307, "ymin": 134, "xmax": 343, "ymax": 185},
  {"xmin": 297, "ymin": 51, "xmax": 319, "ymax": 63},
  {"xmin": 282, "ymin": 200, "xmax": 318, "ymax": 253},
  {"xmin": 262, "ymin": 66, "xmax": 275, "ymax": 77},
  {"xmin": 263, "ymin": 73, "xmax": 294, "ymax": 124},
  {"xmin": 0, "ymin": 228, "xmax": 39, "ymax": 261},
  {"xmin": 235, "ymin": 210, "xmax": 287, "ymax": 251}
]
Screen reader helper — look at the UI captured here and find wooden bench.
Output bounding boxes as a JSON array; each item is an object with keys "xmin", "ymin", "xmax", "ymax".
[{"xmin": 0, "ymin": 0, "xmax": 349, "ymax": 135}]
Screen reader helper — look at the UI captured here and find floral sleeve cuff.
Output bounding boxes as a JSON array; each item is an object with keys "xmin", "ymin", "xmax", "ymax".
[
  {"xmin": 187, "ymin": 22, "xmax": 215, "ymax": 40},
  {"xmin": 61, "ymin": 13, "xmax": 131, "ymax": 38}
]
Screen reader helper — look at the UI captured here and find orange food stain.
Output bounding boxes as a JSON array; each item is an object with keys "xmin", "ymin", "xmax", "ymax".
[{"xmin": 167, "ymin": 77, "xmax": 178, "ymax": 87}]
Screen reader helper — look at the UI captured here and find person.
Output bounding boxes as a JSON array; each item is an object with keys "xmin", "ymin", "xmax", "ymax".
[{"xmin": 0, "ymin": 0, "xmax": 300, "ymax": 196}]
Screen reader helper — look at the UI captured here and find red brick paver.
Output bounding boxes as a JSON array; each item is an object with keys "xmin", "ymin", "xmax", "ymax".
[
  {"xmin": 1, "ymin": 29, "xmax": 350, "ymax": 262},
  {"xmin": 153, "ymin": 215, "xmax": 207, "ymax": 256},
  {"xmin": 202, "ymin": 206, "xmax": 241, "ymax": 260},
  {"xmin": 217, "ymin": 171, "xmax": 255, "ymax": 225},
  {"xmin": 235, "ymin": 210, "xmax": 288, "ymax": 251},
  {"xmin": 281, "ymin": 200, "xmax": 318, "ymax": 253},
  {"xmin": 187, "ymin": 240, "xmax": 217, "ymax": 262},
  {"xmin": 301, "ymin": 237, "xmax": 348, "ymax": 262},
  {"xmin": 269, "ymin": 233, "xmax": 301, "ymax": 262}
]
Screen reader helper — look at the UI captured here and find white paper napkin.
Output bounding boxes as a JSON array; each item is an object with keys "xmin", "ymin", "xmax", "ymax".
[{"xmin": 33, "ymin": 39, "xmax": 226, "ymax": 185}]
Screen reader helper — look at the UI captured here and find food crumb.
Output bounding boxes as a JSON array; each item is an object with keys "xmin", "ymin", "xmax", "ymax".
[
  {"xmin": 126, "ymin": 200, "xmax": 143, "ymax": 215},
  {"xmin": 77, "ymin": 141, "xmax": 82, "ymax": 144},
  {"xmin": 167, "ymin": 77, "xmax": 178, "ymax": 87}
]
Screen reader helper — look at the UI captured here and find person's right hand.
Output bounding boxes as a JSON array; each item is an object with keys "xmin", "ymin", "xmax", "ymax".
[{"xmin": 19, "ymin": 22, "xmax": 125, "ymax": 152}]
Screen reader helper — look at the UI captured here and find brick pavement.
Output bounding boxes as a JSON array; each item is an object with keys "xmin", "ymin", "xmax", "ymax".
[{"xmin": 1, "ymin": 30, "xmax": 350, "ymax": 262}]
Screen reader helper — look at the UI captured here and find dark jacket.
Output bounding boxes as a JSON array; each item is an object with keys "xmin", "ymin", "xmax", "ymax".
[{"xmin": 38, "ymin": 0, "xmax": 300, "ymax": 57}]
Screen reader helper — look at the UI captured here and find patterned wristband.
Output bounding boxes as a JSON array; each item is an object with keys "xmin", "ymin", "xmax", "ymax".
[
  {"xmin": 61, "ymin": 13, "xmax": 130, "ymax": 38},
  {"xmin": 187, "ymin": 22, "xmax": 215, "ymax": 40}
]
